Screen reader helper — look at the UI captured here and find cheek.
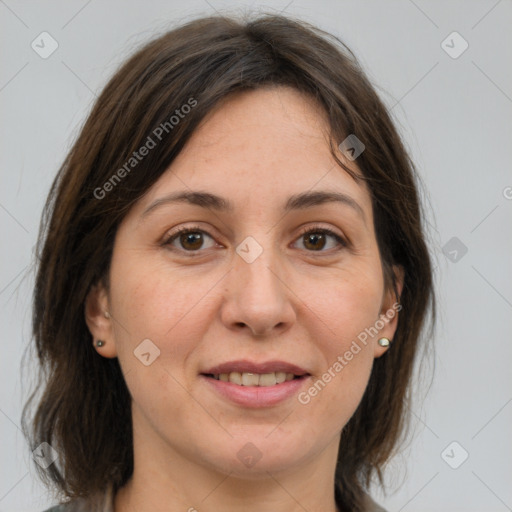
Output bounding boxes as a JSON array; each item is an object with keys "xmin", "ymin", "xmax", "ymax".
[
  {"xmin": 305, "ymin": 329, "xmax": 374, "ymax": 434},
  {"xmin": 107, "ymin": 255, "xmax": 204, "ymax": 411},
  {"xmin": 109, "ymin": 252, "xmax": 210, "ymax": 339},
  {"xmin": 302, "ymin": 267, "xmax": 382, "ymax": 420},
  {"xmin": 310, "ymin": 264, "xmax": 383, "ymax": 346},
  {"xmin": 108, "ymin": 250, "xmax": 224, "ymax": 382}
]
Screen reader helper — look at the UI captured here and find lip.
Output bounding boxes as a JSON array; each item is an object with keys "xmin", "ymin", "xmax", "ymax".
[
  {"xmin": 202, "ymin": 359, "xmax": 310, "ymax": 376},
  {"xmin": 200, "ymin": 359, "xmax": 311, "ymax": 408},
  {"xmin": 200, "ymin": 374, "xmax": 311, "ymax": 408}
]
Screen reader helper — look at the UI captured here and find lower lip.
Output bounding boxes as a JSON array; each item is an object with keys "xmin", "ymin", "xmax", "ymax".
[{"xmin": 201, "ymin": 375, "xmax": 310, "ymax": 408}]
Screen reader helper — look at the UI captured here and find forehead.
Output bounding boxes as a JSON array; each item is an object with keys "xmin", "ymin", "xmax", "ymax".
[{"xmin": 135, "ymin": 86, "xmax": 372, "ymax": 219}]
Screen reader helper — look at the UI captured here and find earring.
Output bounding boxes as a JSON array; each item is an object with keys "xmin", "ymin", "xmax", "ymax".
[
  {"xmin": 104, "ymin": 311, "xmax": 111, "ymax": 319},
  {"xmin": 96, "ymin": 340, "xmax": 105, "ymax": 347},
  {"xmin": 378, "ymin": 337, "xmax": 391, "ymax": 347}
]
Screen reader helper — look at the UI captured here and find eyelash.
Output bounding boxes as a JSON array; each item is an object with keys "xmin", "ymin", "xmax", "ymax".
[{"xmin": 162, "ymin": 224, "xmax": 347, "ymax": 256}]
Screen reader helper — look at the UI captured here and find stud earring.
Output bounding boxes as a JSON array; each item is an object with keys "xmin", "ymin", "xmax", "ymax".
[
  {"xmin": 378, "ymin": 337, "xmax": 391, "ymax": 347},
  {"xmin": 104, "ymin": 311, "xmax": 111, "ymax": 319},
  {"xmin": 96, "ymin": 340, "xmax": 105, "ymax": 347}
]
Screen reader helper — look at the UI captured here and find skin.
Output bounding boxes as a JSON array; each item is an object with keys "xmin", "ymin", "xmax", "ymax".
[{"xmin": 86, "ymin": 86, "xmax": 403, "ymax": 512}]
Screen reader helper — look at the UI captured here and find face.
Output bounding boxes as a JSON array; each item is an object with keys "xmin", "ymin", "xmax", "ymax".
[{"xmin": 86, "ymin": 86, "xmax": 402, "ymax": 479}]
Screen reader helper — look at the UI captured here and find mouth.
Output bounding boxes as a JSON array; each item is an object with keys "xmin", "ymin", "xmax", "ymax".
[
  {"xmin": 202, "ymin": 371, "xmax": 307, "ymax": 387},
  {"xmin": 200, "ymin": 360, "xmax": 311, "ymax": 407}
]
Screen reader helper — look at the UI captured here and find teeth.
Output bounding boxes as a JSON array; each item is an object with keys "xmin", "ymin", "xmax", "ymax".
[
  {"xmin": 258, "ymin": 373, "xmax": 277, "ymax": 386},
  {"xmin": 275, "ymin": 372, "xmax": 287, "ymax": 383},
  {"xmin": 229, "ymin": 372, "xmax": 242, "ymax": 385},
  {"xmin": 241, "ymin": 373, "xmax": 259, "ymax": 386},
  {"xmin": 212, "ymin": 371, "xmax": 299, "ymax": 386}
]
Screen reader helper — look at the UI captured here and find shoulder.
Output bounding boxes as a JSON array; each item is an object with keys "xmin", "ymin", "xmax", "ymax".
[
  {"xmin": 41, "ymin": 497, "xmax": 112, "ymax": 512},
  {"xmin": 41, "ymin": 498, "xmax": 109, "ymax": 512},
  {"xmin": 41, "ymin": 501, "xmax": 89, "ymax": 512},
  {"xmin": 41, "ymin": 483, "xmax": 115, "ymax": 512}
]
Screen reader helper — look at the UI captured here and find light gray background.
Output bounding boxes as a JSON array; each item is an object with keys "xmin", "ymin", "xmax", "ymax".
[{"xmin": 1, "ymin": 1, "xmax": 511, "ymax": 511}]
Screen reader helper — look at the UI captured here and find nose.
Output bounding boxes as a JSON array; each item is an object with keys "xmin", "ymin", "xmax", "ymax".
[{"xmin": 220, "ymin": 246, "xmax": 297, "ymax": 338}]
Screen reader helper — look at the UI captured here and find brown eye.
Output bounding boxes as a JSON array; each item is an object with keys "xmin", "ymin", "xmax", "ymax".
[
  {"xmin": 294, "ymin": 227, "xmax": 346, "ymax": 252},
  {"xmin": 304, "ymin": 232, "xmax": 327, "ymax": 251},
  {"xmin": 179, "ymin": 231, "xmax": 204, "ymax": 251},
  {"xmin": 164, "ymin": 227, "xmax": 216, "ymax": 252}
]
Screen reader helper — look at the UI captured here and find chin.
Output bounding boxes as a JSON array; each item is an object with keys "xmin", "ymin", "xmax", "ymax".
[{"xmin": 198, "ymin": 432, "xmax": 312, "ymax": 477}]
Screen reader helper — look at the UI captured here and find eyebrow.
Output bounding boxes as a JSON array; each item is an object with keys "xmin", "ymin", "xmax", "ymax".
[{"xmin": 141, "ymin": 190, "xmax": 366, "ymax": 223}]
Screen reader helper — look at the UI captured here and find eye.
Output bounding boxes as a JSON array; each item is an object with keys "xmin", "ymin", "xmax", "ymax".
[
  {"xmin": 163, "ymin": 225, "xmax": 217, "ymax": 253},
  {"xmin": 162, "ymin": 224, "xmax": 347, "ymax": 255},
  {"xmin": 293, "ymin": 225, "xmax": 347, "ymax": 253}
]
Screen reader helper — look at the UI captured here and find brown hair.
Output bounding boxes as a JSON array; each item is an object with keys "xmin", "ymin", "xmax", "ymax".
[{"xmin": 22, "ymin": 12, "xmax": 436, "ymax": 511}]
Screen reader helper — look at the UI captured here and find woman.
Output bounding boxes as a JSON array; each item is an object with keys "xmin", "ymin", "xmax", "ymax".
[{"xmin": 23, "ymin": 12, "xmax": 436, "ymax": 512}]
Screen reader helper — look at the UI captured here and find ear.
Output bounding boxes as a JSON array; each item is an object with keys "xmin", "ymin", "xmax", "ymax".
[
  {"xmin": 374, "ymin": 264, "xmax": 404, "ymax": 358},
  {"xmin": 84, "ymin": 281, "xmax": 118, "ymax": 358}
]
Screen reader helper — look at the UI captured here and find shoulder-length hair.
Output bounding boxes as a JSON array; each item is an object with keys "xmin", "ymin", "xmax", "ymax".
[{"xmin": 22, "ymin": 12, "xmax": 436, "ymax": 512}]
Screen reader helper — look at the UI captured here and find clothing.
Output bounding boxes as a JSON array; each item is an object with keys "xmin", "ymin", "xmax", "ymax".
[
  {"xmin": 42, "ymin": 482, "xmax": 387, "ymax": 511},
  {"xmin": 42, "ymin": 483, "xmax": 114, "ymax": 512}
]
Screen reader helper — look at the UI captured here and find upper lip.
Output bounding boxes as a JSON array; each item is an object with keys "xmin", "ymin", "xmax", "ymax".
[{"xmin": 202, "ymin": 360, "xmax": 310, "ymax": 376}]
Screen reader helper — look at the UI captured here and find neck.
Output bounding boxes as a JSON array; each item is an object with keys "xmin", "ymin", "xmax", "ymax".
[{"xmin": 114, "ymin": 408, "xmax": 342, "ymax": 512}]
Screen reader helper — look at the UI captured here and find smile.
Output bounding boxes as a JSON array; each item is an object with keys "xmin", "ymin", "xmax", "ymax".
[{"xmin": 205, "ymin": 371, "xmax": 300, "ymax": 386}]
